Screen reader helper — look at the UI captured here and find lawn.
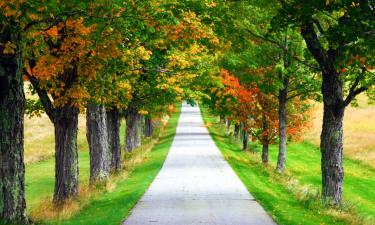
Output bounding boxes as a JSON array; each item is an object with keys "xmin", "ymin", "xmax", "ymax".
[
  {"xmin": 25, "ymin": 105, "xmax": 181, "ymax": 224},
  {"xmin": 200, "ymin": 105, "xmax": 375, "ymax": 225}
]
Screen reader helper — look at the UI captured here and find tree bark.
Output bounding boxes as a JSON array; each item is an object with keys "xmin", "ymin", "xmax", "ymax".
[
  {"xmin": 277, "ymin": 76, "xmax": 289, "ymax": 172},
  {"xmin": 54, "ymin": 106, "xmax": 79, "ymax": 204},
  {"xmin": 219, "ymin": 115, "xmax": 225, "ymax": 124},
  {"xmin": 107, "ymin": 108, "xmax": 121, "ymax": 172},
  {"xmin": 320, "ymin": 97, "xmax": 344, "ymax": 204},
  {"xmin": 262, "ymin": 142, "xmax": 269, "ymax": 164},
  {"xmin": 87, "ymin": 104, "xmax": 110, "ymax": 183},
  {"xmin": 125, "ymin": 107, "xmax": 142, "ymax": 152},
  {"xmin": 144, "ymin": 117, "xmax": 153, "ymax": 138},
  {"xmin": 242, "ymin": 129, "xmax": 248, "ymax": 151},
  {"xmin": 301, "ymin": 21, "xmax": 345, "ymax": 204},
  {"xmin": 234, "ymin": 123, "xmax": 240, "ymax": 139},
  {"xmin": 225, "ymin": 118, "xmax": 231, "ymax": 132},
  {"xmin": 262, "ymin": 114, "xmax": 269, "ymax": 164},
  {"xmin": 0, "ymin": 23, "xmax": 28, "ymax": 223}
]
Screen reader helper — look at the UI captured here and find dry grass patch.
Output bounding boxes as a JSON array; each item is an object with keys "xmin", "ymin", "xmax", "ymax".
[
  {"xmin": 24, "ymin": 114, "xmax": 87, "ymax": 164},
  {"xmin": 304, "ymin": 95, "xmax": 375, "ymax": 168}
]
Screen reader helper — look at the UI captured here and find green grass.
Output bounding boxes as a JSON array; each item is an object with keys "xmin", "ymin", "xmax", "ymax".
[
  {"xmin": 200, "ymin": 106, "xmax": 375, "ymax": 225},
  {"xmin": 25, "ymin": 105, "xmax": 181, "ymax": 225}
]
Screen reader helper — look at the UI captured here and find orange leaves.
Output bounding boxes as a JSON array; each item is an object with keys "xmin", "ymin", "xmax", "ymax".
[
  {"xmin": 164, "ymin": 11, "xmax": 219, "ymax": 45},
  {"xmin": 45, "ymin": 26, "xmax": 58, "ymax": 38},
  {"xmin": 1, "ymin": 0, "xmax": 23, "ymax": 18}
]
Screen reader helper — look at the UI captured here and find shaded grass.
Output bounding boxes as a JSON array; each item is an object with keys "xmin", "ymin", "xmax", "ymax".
[
  {"xmin": 200, "ymin": 106, "xmax": 375, "ymax": 225},
  {"xmin": 26, "ymin": 105, "xmax": 181, "ymax": 224}
]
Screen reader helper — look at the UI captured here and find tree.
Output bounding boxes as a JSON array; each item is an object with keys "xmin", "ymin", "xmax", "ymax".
[
  {"xmin": 206, "ymin": 0, "xmax": 319, "ymax": 170},
  {"xmin": 0, "ymin": 14, "xmax": 27, "ymax": 225},
  {"xmin": 25, "ymin": 2, "xmax": 123, "ymax": 202},
  {"xmin": 273, "ymin": 0, "xmax": 375, "ymax": 204}
]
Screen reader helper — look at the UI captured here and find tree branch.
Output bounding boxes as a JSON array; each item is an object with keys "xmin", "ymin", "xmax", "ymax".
[
  {"xmin": 24, "ymin": 69, "xmax": 56, "ymax": 122},
  {"xmin": 343, "ymin": 76, "xmax": 368, "ymax": 107}
]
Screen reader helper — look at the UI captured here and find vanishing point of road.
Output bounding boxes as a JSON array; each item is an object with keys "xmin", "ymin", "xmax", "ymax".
[{"xmin": 123, "ymin": 102, "xmax": 276, "ymax": 225}]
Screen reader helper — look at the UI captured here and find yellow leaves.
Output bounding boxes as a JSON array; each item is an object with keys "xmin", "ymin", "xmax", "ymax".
[
  {"xmin": 351, "ymin": 2, "xmax": 360, "ymax": 7},
  {"xmin": 137, "ymin": 46, "xmax": 153, "ymax": 61},
  {"xmin": 28, "ymin": 13, "xmax": 42, "ymax": 21},
  {"xmin": 117, "ymin": 80, "xmax": 132, "ymax": 91},
  {"xmin": 205, "ymin": 1, "xmax": 217, "ymax": 8},
  {"xmin": 2, "ymin": 41, "xmax": 16, "ymax": 55},
  {"xmin": 174, "ymin": 86, "xmax": 184, "ymax": 95},
  {"xmin": 138, "ymin": 109, "xmax": 149, "ymax": 115}
]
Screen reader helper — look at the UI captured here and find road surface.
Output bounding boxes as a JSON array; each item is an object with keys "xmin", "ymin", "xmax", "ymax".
[{"xmin": 123, "ymin": 102, "xmax": 276, "ymax": 225}]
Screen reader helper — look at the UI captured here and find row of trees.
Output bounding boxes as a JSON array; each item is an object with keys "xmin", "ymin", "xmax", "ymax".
[
  {"xmin": 0, "ymin": 0, "xmax": 218, "ymax": 223},
  {"xmin": 202, "ymin": 0, "xmax": 374, "ymax": 206},
  {"xmin": 1, "ymin": 0, "xmax": 374, "ymax": 223}
]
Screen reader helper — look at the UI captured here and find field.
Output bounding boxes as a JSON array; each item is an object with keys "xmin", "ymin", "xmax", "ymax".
[{"xmin": 304, "ymin": 95, "xmax": 375, "ymax": 168}]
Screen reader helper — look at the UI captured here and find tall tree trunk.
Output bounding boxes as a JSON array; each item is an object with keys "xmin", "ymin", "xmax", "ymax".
[
  {"xmin": 262, "ymin": 142, "xmax": 269, "ymax": 164},
  {"xmin": 0, "ymin": 23, "xmax": 28, "ymax": 223},
  {"xmin": 225, "ymin": 118, "xmax": 231, "ymax": 132},
  {"xmin": 277, "ymin": 77, "xmax": 289, "ymax": 172},
  {"xmin": 125, "ymin": 107, "xmax": 141, "ymax": 152},
  {"xmin": 144, "ymin": 117, "xmax": 153, "ymax": 138},
  {"xmin": 234, "ymin": 123, "xmax": 240, "ymax": 139},
  {"xmin": 320, "ymin": 72, "xmax": 345, "ymax": 204},
  {"xmin": 54, "ymin": 106, "xmax": 79, "ymax": 204},
  {"xmin": 301, "ymin": 21, "xmax": 345, "ymax": 204},
  {"xmin": 107, "ymin": 108, "xmax": 121, "ymax": 172},
  {"xmin": 87, "ymin": 104, "xmax": 110, "ymax": 183},
  {"xmin": 262, "ymin": 114, "xmax": 269, "ymax": 164},
  {"xmin": 242, "ymin": 129, "xmax": 248, "ymax": 151}
]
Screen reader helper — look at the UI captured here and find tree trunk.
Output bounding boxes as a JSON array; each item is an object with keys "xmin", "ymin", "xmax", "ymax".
[
  {"xmin": 54, "ymin": 106, "xmax": 79, "ymax": 204},
  {"xmin": 219, "ymin": 115, "xmax": 225, "ymax": 124},
  {"xmin": 87, "ymin": 104, "xmax": 110, "ymax": 183},
  {"xmin": 107, "ymin": 108, "xmax": 121, "ymax": 172},
  {"xmin": 262, "ymin": 114, "xmax": 269, "ymax": 164},
  {"xmin": 225, "ymin": 118, "xmax": 231, "ymax": 132},
  {"xmin": 234, "ymin": 123, "xmax": 240, "ymax": 139},
  {"xmin": 320, "ymin": 72, "xmax": 345, "ymax": 204},
  {"xmin": 301, "ymin": 21, "xmax": 345, "ymax": 204},
  {"xmin": 262, "ymin": 142, "xmax": 269, "ymax": 164},
  {"xmin": 125, "ymin": 108, "xmax": 141, "ymax": 152},
  {"xmin": 0, "ymin": 23, "xmax": 28, "ymax": 223},
  {"xmin": 277, "ymin": 77, "xmax": 288, "ymax": 172},
  {"xmin": 242, "ymin": 129, "xmax": 248, "ymax": 151},
  {"xmin": 144, "ymin": 117, "xmax": 153, "ymax": 138}
]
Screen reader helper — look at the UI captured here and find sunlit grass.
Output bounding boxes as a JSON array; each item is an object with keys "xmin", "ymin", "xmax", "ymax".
[
  {"xmin": 304, "ymin": 94, "xmax": 375, "ymax": 168},
  {"xmin": 200, "ymin": 105, "xmax": 375, "ymax": 225},
  {"xmin": 25, "ymin": 104, "xmax": 181, "ymax": 224}
]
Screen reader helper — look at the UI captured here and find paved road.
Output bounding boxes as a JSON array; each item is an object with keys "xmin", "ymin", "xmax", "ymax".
[{"xmin": 123, "ymin": 102, "xmax": 276, "ymax": 225}]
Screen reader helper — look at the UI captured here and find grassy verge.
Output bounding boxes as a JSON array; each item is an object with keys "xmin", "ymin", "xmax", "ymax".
[
  {"xmin": 26, "ymin": 104, "xmax": 181, "ymax": 224},
  {"xmin": 200, "ymin": 105, "xmax": 375, "ymax": 225}
]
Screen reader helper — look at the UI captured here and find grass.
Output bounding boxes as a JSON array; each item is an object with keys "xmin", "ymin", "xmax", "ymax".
[
  {"xmin": 200, "ymin": 105, "xmax": 375, "ymax": 225},
  {"xmin": 304, "ymin": 94, "xmax": 375, "ymax": 168},
  {"xmin": 25, "ymin": 104, "xmax": 181, "ymax": 224},
  {"xmin": 24, "ymin": 83, "xmax": 87, "ymax": 164}
]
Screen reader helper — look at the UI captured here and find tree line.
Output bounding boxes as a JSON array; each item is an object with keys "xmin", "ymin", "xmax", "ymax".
[
  {"xmin": 202, "ymin": 0, "xmax": 374, "ymax": 207},
  {"xmin": 0, "ymin": 1, "xmax": 217, "ymax": 223},
  {"xmin": 1, "ymin": 0, "xmax": 374, "ymax": 224}
]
